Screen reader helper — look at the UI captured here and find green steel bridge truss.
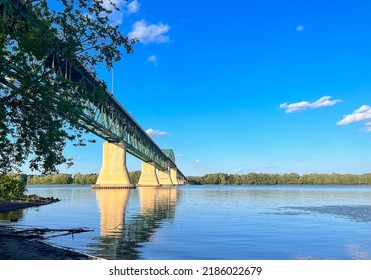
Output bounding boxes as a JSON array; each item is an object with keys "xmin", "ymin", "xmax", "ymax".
[{"xmin": 0, "ymin": 0, "xmax": 186, "ymax": 181}]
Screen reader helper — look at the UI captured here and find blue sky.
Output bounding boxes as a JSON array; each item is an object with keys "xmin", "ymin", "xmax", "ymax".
[{"xmin": 57, "ymin": 0, "xmax": 371, "ymax": 176}]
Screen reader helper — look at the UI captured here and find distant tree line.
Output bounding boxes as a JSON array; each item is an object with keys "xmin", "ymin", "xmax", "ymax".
[
  {"xmin": 187, "ymin": 173, "xmax": 371, "ymax": 185},
  {"xmin": 1, "ymin": 172, "xmax": 142, "ymax": 198},
  {"xmin": 28, "ymin": 173, "xmax": 75, "ymax": 185},
  {"xmin": 27, "ymin": 172, "xmax": 141, "ymax": 185},
  {"xmin": 129, "ymin": 171, "xmax": 141, "ymax": 185},
  {"xmin": 4, "ymin": 172, "xmax": 371, "ymax": 193}
]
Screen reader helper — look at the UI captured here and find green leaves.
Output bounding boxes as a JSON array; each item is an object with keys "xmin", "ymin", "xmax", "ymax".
[
  {"xmin": 0, "ymin": 0, "xmax": 137, "ymax": 174},
  {"xmin": 188, "ymin": 173, "xmax": 371, "ymax": 185},
  {"xmin": 0, "ymin": 174, "xmax": 27, "ymax": 199}
]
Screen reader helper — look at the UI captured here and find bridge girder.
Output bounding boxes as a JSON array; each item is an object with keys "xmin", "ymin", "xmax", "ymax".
[{"xmin": 0, "ymin": 0, "xmax": 188, "ymax": 181}]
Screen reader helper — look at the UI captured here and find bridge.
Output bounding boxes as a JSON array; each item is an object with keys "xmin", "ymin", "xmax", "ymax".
[{"xmin": 0, "ymin": 0, "xmax": 187, "ymax": 187}]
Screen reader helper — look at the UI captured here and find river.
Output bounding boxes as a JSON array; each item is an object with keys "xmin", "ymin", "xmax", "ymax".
[{"xmin": 1, "ymin": 185, "xmax": 371, "ymax": 260}]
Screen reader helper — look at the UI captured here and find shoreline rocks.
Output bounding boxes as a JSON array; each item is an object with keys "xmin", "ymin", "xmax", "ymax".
[{"xmin": 0, "ymin": 195, "xmax": 60, "ymax": 213}]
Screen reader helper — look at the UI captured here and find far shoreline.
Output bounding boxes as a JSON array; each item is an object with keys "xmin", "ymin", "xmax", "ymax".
[{"xmin": 26, "ymin": 183, "xmax": 371, "ymax": 187}]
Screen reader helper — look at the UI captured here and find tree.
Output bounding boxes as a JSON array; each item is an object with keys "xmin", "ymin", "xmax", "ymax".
[
  {"xmin": 0, "ymin": 173, "xmax": 27, "ymax": 199},
  {"xmin": 0, "ymin": 0, "xmax": 137, "ymax": 174}
]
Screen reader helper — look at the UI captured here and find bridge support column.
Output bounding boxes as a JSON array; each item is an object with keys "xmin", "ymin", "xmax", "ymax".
[
  {"xmin": 157, "ymin": 169, "xmax": 174, "ymax": 186},
  {"xmin": 93, "ymin": 141, "xmax": 133, "ymax": 189},
  {"xmin": 170, "ymin": 168, "xmax": 179, "ymax": 185},
  {"xmin": 137, "ymin": 162, "xmax": 161, "ymax": 187}
]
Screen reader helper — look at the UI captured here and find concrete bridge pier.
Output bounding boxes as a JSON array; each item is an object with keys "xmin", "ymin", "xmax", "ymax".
[
  {"xmin": 170, "ymin": 168, "xmax": 179, "ymax": 185},
  {"xmin": 92, "ymin": 141, "xmax": 134, "ymax": 189},
  {"xmin": 137, "ymin": 162, "xmax": 161, "ymax": 187},
  {"xmin": 157, "ymin": 169, "xmax": 174, "ymax": 186}
]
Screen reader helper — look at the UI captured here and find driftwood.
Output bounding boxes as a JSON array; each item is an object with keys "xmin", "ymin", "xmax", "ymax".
[{"xmin": 0, "ymin": 227, "xmax": 93, "ymax": 239}]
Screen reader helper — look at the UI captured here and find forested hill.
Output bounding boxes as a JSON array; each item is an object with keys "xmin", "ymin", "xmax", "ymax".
[{"xmin": 187, "ymin": 173, "xmax": 371, "ymax": 185}]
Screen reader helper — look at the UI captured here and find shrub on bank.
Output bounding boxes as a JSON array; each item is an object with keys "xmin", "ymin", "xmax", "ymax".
[{"xmin": 0, "ymin": 174, "xmax": 27, "ymax": 199}]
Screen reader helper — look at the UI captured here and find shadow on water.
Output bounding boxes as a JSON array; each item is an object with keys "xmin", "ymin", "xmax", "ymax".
[
  {"xmin": 91, "ymin": 187, "xmax": 177, "ymax": 260},
  {"xmin": 266, "ymin": 205, "xmax": 371, "ymax": 223}
]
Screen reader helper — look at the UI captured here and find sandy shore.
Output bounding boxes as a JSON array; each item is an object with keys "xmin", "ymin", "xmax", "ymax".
[
  {"xmin": 0, "ymin": 231, "xmax": 93, "ymax": 260},
  {"xmin": 0, "ymin": 197, "xmax": 95, "ymax": 260}
]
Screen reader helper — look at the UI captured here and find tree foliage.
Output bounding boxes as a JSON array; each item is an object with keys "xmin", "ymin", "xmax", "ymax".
[
  {"xmin": 129, "ymin": 170, "xmax": 141, "ymax": 185},
  {"xmin": 0, "ymin": 173, "xmax": 27, "ymax": 199},
  {"xmin": 28, "ymin": 173, "xmax": 73, "ymax": 184},
  {"xmin": 26, "ymin": 171, "xmax": 140, "ymax": 185},
  {"xmin": 188, "ymin": 173, "xmax": 371, "ymax": 186},
  {"xmin": 0, "ymin": 0, "xmax": 137, "ymax": 174},
  {"xmin": 73, "ymin": 172, "xmax": 98, "ymax": 185}
]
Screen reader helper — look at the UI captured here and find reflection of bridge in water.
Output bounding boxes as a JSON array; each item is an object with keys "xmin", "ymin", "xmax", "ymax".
[
  {"xmin": 0, "ymin": 0, "xmax": 187, "ymax": 187},
  {"xmin": 94, "ymin": 187, "xmax": 177, "ymax": 259}
]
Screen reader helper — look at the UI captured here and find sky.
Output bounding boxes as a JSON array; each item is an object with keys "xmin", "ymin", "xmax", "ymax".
[{"xmin": 53, "ymin": 0, "xmax": 371, "ymax": 176}]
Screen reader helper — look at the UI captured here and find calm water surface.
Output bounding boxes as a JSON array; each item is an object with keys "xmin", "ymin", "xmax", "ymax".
[{"xmin": 1, "ymin": 185, "xmax": 371, "ymax": 260}]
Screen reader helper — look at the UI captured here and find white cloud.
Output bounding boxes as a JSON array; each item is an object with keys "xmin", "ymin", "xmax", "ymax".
[
  {"xmin": 280, "ymin": 96, "xmax": 341, "ymax": 113},
  {"xmin": 147, "ymin": 55, "xmax": 158, "ymax": 66},
  {"xmin": 101, "ymin": 0, "xmax": 140, "ymax": 25},
  {"xmin": 101, "ymin": 0, "xmax": 125, "ymax": 25},
  {"xmin": 146, "ymin": 128, "xmax": 168, "ymax": 137},
  {"xmin": 195, "ymin": 160, "xmax": 200, "ymax": 163},
  {"xmin": 365, "ymin": 122, "xmax": 371, "ymax": 132},
  {"xmin": 102, "ymin": 0, "xmax": 121, "ymax": 9},
  {"xmin": 337, "ymin": 105, "xmax": 371, "ymax": 130},
  {"xmin": 129, "ymin": 20, "xmax": 171, "ymax": 44},
  {"xmin": 127, "ymin": 0, "xmax": 141, "ymax": 14},
  {"xmin": 296, "ymin": 25, "xmax": 304, "ymax": 31},
  {"xmin": 176, "ymin": 154, "xmax": 184, "ymax": 157}
]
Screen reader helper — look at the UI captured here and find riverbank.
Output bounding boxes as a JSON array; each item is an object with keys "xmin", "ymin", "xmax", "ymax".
[
  {"xmin": 0, "ymin": 195, "xmax": 60, "ymax": 213},
  {"xmin": 0, "ymin": 229, "xmax": 93, "ymax": 260},
  {"xmin": 0, "ymin": 197, "xmax": 95, "ymax": 260}
]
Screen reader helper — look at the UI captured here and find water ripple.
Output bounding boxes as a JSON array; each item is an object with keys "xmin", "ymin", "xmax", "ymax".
[{"xmin": 282, "ymin": 205, "xmax": 371, "ymax": 223}]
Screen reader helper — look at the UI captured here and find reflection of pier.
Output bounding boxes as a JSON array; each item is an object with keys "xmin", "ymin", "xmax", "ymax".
[
  {"xmin": 139, "ymin": 187, "xmax": 177, "ymax": 216},
  {"xmin": 93, "ymin": 187, "xmax": 177, "ymax": 259},
  {"xmin": 95, "ymin": 189, "xmax": 131, "ymax": 237}
]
